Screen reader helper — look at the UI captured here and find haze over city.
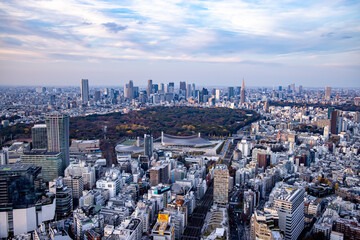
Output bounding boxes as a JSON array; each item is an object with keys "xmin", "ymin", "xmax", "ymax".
[{"xmin": 0, "ymin": 0, "xmax": 359, "ymax": 87}]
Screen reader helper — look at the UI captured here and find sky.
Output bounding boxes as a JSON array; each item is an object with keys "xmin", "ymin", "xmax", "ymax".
[{"xmin": 0, "ymin": 0, "xmax": 359, "ymax": 88}]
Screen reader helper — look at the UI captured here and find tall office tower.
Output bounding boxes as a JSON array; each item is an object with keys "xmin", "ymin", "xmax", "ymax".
[
  {"xmin": 81, "ymin": 79, "xmax": 89, "ymax": 103},
  {"xmin": 129, "ymin": 80, "xmax": 134, "ymax": 100},
  {"xmin": 192, "ymin": 83, "xmax": 196, "ymax": 97},
  {"xmin": 290, "ymin": 83, "xmax": 295, "ymax": 92},
  {"xmin": 94, "ymin": 90, "xmax": 101, "ymax": 102},
  {"xmin": 278, "ymin": 86, "xmax": 282, "ymax": 91},
  {"xmin": 214, "ymin": 164, "xmax": 229, "ymax": 205},
  {"xmin": 168, "ymin": 82, "xmax": 175, "ymax": 93},
  {"xmin": 139, "ymin": 91, "xmax": 147, "ymax": 104},
  {"xmin": 274, "ymin": 185, "xmax": 305, "ymax": 240},
  {"xmin": 215, "ymin": 89, "xmax": 220, "ymax": 102},
  {"xmin": 325, "ymin": 86, "xmax": 331, "ymax": 101},
  {"xmin": 330, "ymin": 110, "xmax": 338, "ymax": 134},
  {"xmin": 109, "ymin": 88, "xmax": 118, "ymax": 104},
  {"xmin": 147, "ymin": 79, "xmax": 153, "ymax": 98},
  {"xmin": 186, "ymin": 84, "xmax": 192, "ymax": 99},
  {"xmin": 124, "ymin": 80, "xmax": 134, "ymax": 101},
  {"xmin": 104, "ymin": 88, "xmax": 109, "ymax": 97},
  {"xmin": 180, "ymin": 81, "xmax": 186, "ymax": 92},
  {"xmin": 144, "ymin": 134, "xmax": 153, "ymax": 158},
  {"xmin": 160, "ymin": 83, "xmax": 165, "ymax": 92},
  {"xmin": 298, "ymin": 85, "xmax": 303, "ymax": 94},
  {"xmin": 228, "ymin": 87, "xmax": 235, "ymax": 98},
  {"xmin": 124, "ymin": 83, "xmax": 128, "ymax": 99},
  {"xmin": 133, "ymin": 86, "xmax": 139, "ymax": 99},
  {"xmin": 32, "ymin": 124, "xmax": 47, "ymax": 149},
  {"xmin": 240, "ymin": 78, "xmax": 246, "ymax": 104},
  {"xmin": 153, "ymin": 84, "xmax": 159, "ymax": 93},
  {"xmin": 46, "ymin": 113, "xmax": 70, "ymax": 173}
]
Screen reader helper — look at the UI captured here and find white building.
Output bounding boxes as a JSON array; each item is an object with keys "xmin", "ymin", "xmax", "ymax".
[
  {"xmin": 64, "ymin": 160, "xmax": 95, "ymax": 190},
  {"xmin": 96, "ymin": 169, "xmax": 121, "ymax": 198},
  {"xmin": 273, "ymin": 185, "xmax": 305, "ymax": 240}
]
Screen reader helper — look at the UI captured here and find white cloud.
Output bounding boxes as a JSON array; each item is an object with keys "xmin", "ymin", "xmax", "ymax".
[{"xmin": 0, "ymin": 0, "xmax": 359, "ymax": 68}]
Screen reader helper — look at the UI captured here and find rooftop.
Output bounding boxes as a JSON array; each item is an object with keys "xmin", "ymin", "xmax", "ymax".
[
  {"xmin": 32, "ymin": 124, "xmax": 46, "ymax": 128},
  {"xmin": 0, "ymin": 163, "xmax": 37, "ymax": 172},
  {"xmin": 161, "ymin": 132, "xmax": 212, "ymax": 147}
]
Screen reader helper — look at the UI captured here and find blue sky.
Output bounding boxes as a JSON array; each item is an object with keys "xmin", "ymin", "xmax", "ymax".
[{"xmin": 0, "ymin": 0, "xmax": 359, "ymax": 87}]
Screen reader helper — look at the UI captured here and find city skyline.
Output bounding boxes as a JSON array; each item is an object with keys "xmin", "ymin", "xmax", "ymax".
[{"xmin": 0, "ymin": 0, "xmax": 359, "ymax": 87}]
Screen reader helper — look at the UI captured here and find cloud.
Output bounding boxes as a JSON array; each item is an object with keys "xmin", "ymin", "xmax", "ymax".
[
  {"xmin": 1, "ymin": 37, "xmax": 23, "ymax": 46},
  {"xmin": 0, "ymin": 0, "xmax": 359, "ymax": 69},
  {"xmin": 102, "ymin": 22, "xmax": 128, "ymax": 33}
]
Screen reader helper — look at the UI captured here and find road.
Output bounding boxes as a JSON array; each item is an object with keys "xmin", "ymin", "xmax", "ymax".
[{"xmin": 181, "ymin": 182, "xmax": 214, "ymax": 240}]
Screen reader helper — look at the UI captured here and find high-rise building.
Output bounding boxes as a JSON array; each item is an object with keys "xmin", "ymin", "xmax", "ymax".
[
  {"xmin": 144, "ymin": 134, "xmax": 153, "ymax": 158},
  {"xmin": 297, "ymin": 85, "xmax": 303, "ymax": 94},
  {"xmin": 273, "ymin": 185, "xmax": 305, "ymax": 240},
  {"xmin": 21, "ymin": 150, "xmax": 62, "ymax": 182},
  {"xmin": 125, "ymin": 80, "xmax": 134, "ymax": 101},
  {"xmin": 214, "ymin": 164, "xmax": 229, "ymax": 205},
  {"xmin": 153, "ymin": 84, "xmax": 159, "ymax": 93},
  {"xmin": 0, "ymin": 164, "xmax": 56, "ymax": 238},
  {"xmin": 168, "ymin": 82, "xmax": 175, "ymax": 93},
  {"xmin": 150, "ymin": 164, "xmax": 169, "ymax": 187},
  {"xmin": 330, "ymin": 110, "xmax": 338, "ymax": 134},
  {"xmin": 228, "ymin": 87, "xmax": 235, "ymax": 98},
  {"xmin": 186, "ymin": 84, "xmax": 192, "ymax": 99},
  {"xmin": 94, "ymin": 90, "xmax": 101, "ymax": 102},
  {"xmin": 81, "ymin": 79, "xmax": 89, "ymax": 103},
  {"xmin": 240, "ymin": 79, "xmax": 246, "ymax": 104},
  {"xmin": 0, "ymin": 164, "xmax": 41, "ymax": 209},
  {"xmin": 180, "ymin": 81, "xmax": 186, "ymax": 93},
  {"xmin": 215, "ymin": 89, "xmax": 220, "ymax": 102},
  {"xmin": 257, "ymin": 153, "xmax": 271, "ymax": 169},
  {"xmin": 192, "ymin": 83, "xmax": 196, "ymax": 97},
  {"xmin": 147, "ymin": 79, "xmax": 153, "ymax": 98},
  {"xmin": 104, "ymin": 88, "xmax": 109, "ymax": 97},
  {"xmin": 290, "ymin": 83, "xmax": 295, "ymax": 92},
  {"xmin": 46, "ymin": 113, "xmax": 70, "ymax": 173},
  {"xmin": 32, "ymin": 124, "xmax": 47, "ymax": 149},
  {"xmin": 325, "ymin": 86, "xmax": 331, "ymax": 101}
]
